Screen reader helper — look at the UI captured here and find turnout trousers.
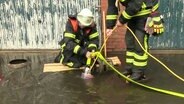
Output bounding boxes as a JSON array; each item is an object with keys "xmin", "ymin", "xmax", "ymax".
[
  {"xmin": 125, "ymin": 15, "xmax": 149, "ymax": 74},
  {"xmin": 55, "ymin": 50, "xmax": 87, "ymax": 68}
]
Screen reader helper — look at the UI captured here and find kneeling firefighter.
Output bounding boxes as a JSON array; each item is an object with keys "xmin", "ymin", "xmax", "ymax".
[{"xmin": 55, "ymin": 8, "xmax": 99, "ymax": 71}]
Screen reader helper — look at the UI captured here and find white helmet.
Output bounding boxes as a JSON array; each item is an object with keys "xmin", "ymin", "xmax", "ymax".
[{"xmin": 77, "ymin": 8, "xmax": 94, "ymax": 26}]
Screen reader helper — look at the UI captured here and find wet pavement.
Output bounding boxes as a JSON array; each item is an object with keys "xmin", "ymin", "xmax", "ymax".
[{"xmin": 0, "ymin": 51, "xmax": 184, "ymax": 104}]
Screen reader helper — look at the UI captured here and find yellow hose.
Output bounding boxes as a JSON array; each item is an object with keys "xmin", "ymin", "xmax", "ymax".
[
  {"xmin": 125, "ymin": 25, "xmax": 184, "ymax": 82},
  {"xmin": 94, "ymin": 52, "xmax": 184, "ymax": 98},
  {"xmin": 89, "ymin": 26, "xmax": 117, "ymax": 70},
  {"xmin": 88, "ymin": 25, "xmax": 184, "ymax": 98}
]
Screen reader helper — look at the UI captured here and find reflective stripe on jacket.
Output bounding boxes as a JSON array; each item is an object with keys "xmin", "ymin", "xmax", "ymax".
[
  {"xmin": 60, "ymin": 17, "xmax": 99, "ymax": 57},
  {"xmin": 106, "ymin": 0, "xmax": 160, "ymax": 28}
]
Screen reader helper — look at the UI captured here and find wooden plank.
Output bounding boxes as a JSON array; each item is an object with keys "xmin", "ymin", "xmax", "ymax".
[
  {"xmin": 102, "ymin": 11, "xmax": 107, "ymax": 58},
  {"xmin": 43, "ymin": 63, "xmax": 84, "ymax": 72},
  {"xmin": 43, "ymin": 56, "xmax": 121, "ymax": 72},
  {"xmin": 107, "ymin": 56, "xmax": 121, "ymax": 66}
]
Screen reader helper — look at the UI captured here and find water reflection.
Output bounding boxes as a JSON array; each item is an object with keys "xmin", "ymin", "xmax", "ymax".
[{"xmin": 0, "ymin": 52, "xmax": 184, "ymax": 104}]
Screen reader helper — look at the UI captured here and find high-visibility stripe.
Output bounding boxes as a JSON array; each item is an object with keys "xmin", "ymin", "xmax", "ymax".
[
  {"xmin": 122, "ymin": 3, "xmax": 159, "ymax": 19},
  {"xmin": 122, "ymin": 11, "xmax": 131, "ymax": 19},
  {"xmin": 134, "ymin": 3, "xmax": 159, "ymax": 17},
  {"xmin": 133, "ymin": 35, "xmax": 148, "ymax": 67},
  {"xmin": 141, "ymin": 2, "xmax": 147, "ymax": 9},
  {"xmin": 133, "ymin": 61, "xmax": 147, "ymax": 67},
  {"xmin": 106, "ymin": 15, "xmax": 118, "ymax": 20},
  {"xmin": 88, "ymin": 44, "xmax": 97, "ymax": 48},
  {"xmin": 66, "ymin": 62, "xmax": 74, "ymax": 67},
  {"xmin": 61, "ymin": 43, "xmax": 66, "ymax": 49},
  {"xmin": 134, "ymin": 35, "xmax": 148, "ymax": 62},
  {"xmin": 126, "ymin": 51, "xmax": 135, "ymax": 64},
  {"xmin": 89, "ymin": 32, "xmax": 99, "ymax": 39},
  {"xmin": 73, "ymin": 45, "xmax": 80, "ymax": 54},
  {"xmin": 126, "ymin": 51, "xmax": 134, "ymax": 57},
  {"xmin": 60, "ymin": 43, "xmax": 66, "ymax": 52},
  {"xmin": 134, "ymin": 53, "xmax": 148, "ymax": 60},
  {"xmin": 59, "ymin": 54, "xmax": 64, "ymax": 63},
  {"xmin": 75, "ymin": 39, "xmax": 80, "ymax": 43},
  {"xmin": 144, "ymin": 35, "xmax": 148, "ymax": 52},
  {"xmin": 126, "ymin": 58, "xmax": 134, "ymax": 63},
  {"xmin": 119, "ymin": 0, "xmax": 126, "ymax": 2},
  {"xmin": 64, "ymin": 33, "xmax": 76, "ymax": 39}
]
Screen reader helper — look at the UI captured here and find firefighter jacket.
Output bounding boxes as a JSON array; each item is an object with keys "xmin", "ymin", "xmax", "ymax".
[
  {"xmin": 106, "ymin": 0, "xmax": 160, "ymax": 29},
  {"xmin": 60, "ymin": 17, "xmax": 99, "ymax": 62}
]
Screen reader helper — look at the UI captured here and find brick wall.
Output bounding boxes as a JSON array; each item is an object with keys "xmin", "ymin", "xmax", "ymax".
[{"xmin": 101, "ymin": 0, "xmax": 126, "ymax": 52}]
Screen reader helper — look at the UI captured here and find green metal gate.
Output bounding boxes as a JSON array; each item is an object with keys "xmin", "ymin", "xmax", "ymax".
[{"xmin": 149, "ymin": 0, "xmax": 184, "ymax": 49}]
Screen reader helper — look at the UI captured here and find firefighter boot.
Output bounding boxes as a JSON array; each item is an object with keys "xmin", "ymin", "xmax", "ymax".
[
  {"xmin": 129, "ymin": 69, "xmax": 146, "ymax": 81},
  {"xmin": 118, "ymin": 68, "xmax": 132, "ymax": 78},
  {"xmin": 122, "ymin": 68, "xmax": 132, "ymax": 76}
]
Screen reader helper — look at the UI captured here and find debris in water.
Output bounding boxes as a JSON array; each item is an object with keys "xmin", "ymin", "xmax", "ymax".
[
  {"xmin": 81, "ymin": 73, "xmax": 94, "ymax": 79},
  {"xmin": 81, "ymin": 67, "xmax": 94, "ymax": 79}
]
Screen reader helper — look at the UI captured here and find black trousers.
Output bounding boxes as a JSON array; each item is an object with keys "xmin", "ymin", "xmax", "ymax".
[{"xmin": 54, "ymin": 50, "xmax": 86, "ymax": 68}]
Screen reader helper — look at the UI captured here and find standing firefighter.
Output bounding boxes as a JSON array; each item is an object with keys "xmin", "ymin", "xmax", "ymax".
[
  {"xmin": 106, "ymin": 0, "xmax": 164, "ymax": 81},
  {"xmin": 55, "ymin": 8, "xmax": 99, "ymax": 71}
]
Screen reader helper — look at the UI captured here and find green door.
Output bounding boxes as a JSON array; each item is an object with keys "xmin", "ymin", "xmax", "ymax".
[{"xmin": 149, "ymin": 0, "xmax": 184, "ymax": 49}]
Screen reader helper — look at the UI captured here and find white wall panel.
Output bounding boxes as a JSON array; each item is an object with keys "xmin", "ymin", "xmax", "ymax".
[{"xmin": 0, "ymin": 0, "xmax": 101, "ymax": 49}]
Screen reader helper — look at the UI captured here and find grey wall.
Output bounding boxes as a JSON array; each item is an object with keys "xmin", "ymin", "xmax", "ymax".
[
  {"xmin": 0, "ymin": 0, "xmax": 101, "ymax": 49},
  {"xmin": 149, "ymin": 0, "xmax": 184, "ymax": 49}
]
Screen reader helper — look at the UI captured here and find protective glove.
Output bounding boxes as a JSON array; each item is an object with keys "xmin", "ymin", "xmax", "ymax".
[
  {"xmin": 106, "ymin": 29, "xmax": 113, "ymax": 37},
  {"xmin": 86, "ymin": 51, "xmax": 91, "ymax": 58},
  {"xmin": 145, "ymin": 11, "xmax": 164, "ymax": 36},
  {"xmin": 86, "ymin": 50, "xmax": 97, "ymax": 59},
  {"xmin": 90, "ymin": 50, "xmax": 96, "ymax": 58}
]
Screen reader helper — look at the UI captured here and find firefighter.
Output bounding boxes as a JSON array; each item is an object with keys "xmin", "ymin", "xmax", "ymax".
[
  {"xmin": 55, "ymin": 8, "xmax": 99, "ymax": 69},
  {"xmin": 106, "ymin": 0, "xmax": 164, "ymax": 81}
]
